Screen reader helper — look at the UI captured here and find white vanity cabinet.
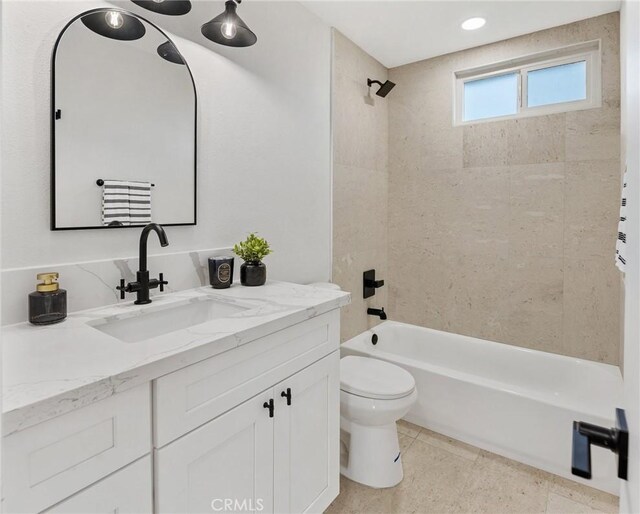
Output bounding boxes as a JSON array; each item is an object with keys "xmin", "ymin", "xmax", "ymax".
[
  {"xmin": 3, "ymin": 306, "xmax": 343, "ymax": 514},
  {"xmin": 156, "ymin": 352, "xmax": 340, "ymax": 514}
]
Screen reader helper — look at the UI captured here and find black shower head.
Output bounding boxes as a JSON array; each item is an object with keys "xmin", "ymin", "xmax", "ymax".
[{"xmin": 367, "ymin": 78, "xmax": 396, "ymax": 98}]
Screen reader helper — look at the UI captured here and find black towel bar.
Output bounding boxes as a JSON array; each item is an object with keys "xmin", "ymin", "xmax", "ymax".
[{"xmin": 96, "ymin": 179, "xmax": 155, "ymax": 187}]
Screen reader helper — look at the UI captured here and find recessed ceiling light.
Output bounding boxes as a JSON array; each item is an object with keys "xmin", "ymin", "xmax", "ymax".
[{"xmin": 461, "ymin": 17, "xmax": 486, "ymax": 31}]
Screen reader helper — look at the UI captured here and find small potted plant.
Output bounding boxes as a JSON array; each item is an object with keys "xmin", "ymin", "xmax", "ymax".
[{"xmin": 233, "ymin": 233, "xmax": 272, "ymax": 286}]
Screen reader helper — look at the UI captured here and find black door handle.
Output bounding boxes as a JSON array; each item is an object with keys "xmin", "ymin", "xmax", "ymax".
[
  {"xmin": 281, "ymin": 388, "xmax": 292, "ymax": 406},
  {"xmin": 572, "ymin": 408, "xmax": 628, "ymax": 480},
  {"xmin": 263, "ymin": 399, "xmax": 274, "ymax": 418}
]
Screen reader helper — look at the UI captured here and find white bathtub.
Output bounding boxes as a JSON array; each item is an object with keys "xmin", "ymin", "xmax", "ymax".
[{"xmin": 341, "ymin": 321, "xmax": 623, "ymax": 494}]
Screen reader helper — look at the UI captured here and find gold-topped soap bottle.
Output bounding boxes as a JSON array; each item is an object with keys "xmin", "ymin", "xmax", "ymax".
[{"xmin": 29, "ymin": 272, "xmax": 67, "ymax": 325}]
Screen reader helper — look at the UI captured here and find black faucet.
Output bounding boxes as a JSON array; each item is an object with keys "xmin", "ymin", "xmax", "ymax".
[
  {"xmin": 117, "ymin": 223, "xmax": 169, "ymax": 305},
  {"xmin": 367, "ymin": 307, "xmax": 387, "ymax": 320}
]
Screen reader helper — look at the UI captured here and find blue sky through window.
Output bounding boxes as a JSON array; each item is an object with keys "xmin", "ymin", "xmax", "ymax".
[
  {"xmin": 527, "ymin": 61, "xmax": 587, "ymax": 108},
  {"xmin": 464, "ymin": 73, "xmax": 518, "ymax": 122}
]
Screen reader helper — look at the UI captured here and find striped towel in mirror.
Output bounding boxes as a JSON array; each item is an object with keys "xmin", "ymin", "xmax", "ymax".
[{"xmin": 101, "ymin": 180, "xmax": 151, "ymax": 226}]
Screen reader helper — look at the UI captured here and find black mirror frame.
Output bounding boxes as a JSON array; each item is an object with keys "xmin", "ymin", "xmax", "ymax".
[{"xmin": 50, "ymin": 8, "xmax": 198, "ymax": 231}]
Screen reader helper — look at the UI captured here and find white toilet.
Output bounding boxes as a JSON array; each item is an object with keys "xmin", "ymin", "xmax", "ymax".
[{"xmin": 339, "ymin": 356, "xmax": 417, "ymax": 488}]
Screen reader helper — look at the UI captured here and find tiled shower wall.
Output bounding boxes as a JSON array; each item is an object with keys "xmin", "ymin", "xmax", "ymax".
[
  {"xmin": 387, "ymin": 13, "xmax": 622, "ymax": 364},
  {"xmin": 332, "ymin": 14, "xmax": 622, "ymax": 363},
  {"xmin": 332, "ymin": 30, "xmax": 389, "ymax": 341}
]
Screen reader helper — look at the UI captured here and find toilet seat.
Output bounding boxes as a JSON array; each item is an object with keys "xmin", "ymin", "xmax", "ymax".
[{"xmin": 340, "ymin": 356, "xmax": 415, "ymax": 400}]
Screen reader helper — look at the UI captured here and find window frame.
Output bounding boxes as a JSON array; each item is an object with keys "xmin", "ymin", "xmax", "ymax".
[{"xmin": 453, "ymin": 40, "xmax": 601, "ymax": 126}]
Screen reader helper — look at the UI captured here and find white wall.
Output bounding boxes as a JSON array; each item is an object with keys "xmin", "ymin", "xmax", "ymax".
[
  {"xmin": 620, "ymin": 1, "xmax": 640, "ymax": 510},
  {"xmin": 1, "ymin": 0, "xmax": 331, "ymax": 316}
]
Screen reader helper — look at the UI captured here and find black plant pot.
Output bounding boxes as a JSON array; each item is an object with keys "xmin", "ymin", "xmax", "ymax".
[{"xmin": 240, "ymin": 261, "xmax": 266, "ymax": 286}]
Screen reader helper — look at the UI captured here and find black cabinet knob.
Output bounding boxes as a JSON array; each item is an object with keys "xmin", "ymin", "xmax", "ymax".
[
  {"xmin": 281, "ymin": 388, "xmax": 292, "ymax": 406},
  {"xmin": 263, "ymin": 399, "xmax": 274, "ymax": 418}
]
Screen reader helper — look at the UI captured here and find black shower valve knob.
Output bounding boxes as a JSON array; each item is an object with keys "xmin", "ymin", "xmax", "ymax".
[{"xmin": 363, "ymin": 269, "xmax": 385, "ymax": 299}]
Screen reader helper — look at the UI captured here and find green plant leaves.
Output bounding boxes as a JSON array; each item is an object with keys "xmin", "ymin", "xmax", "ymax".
[{"xmin": 233, "ymin": 233, "xmax": 272, "ymax": 263}]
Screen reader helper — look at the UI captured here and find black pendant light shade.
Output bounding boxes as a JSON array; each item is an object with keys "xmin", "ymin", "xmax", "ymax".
[
  {"xmin": 201, "ymin": 1, "xmax": 257, "ymax": 47},
  {"xmin": 81, "ymin": 10, "xmax": 146, "ymax": 41},
  {"xmin": 157, "ymin": 41, "xmax": 185, "ymax": 64},
  {"xmin": 131, "ymin": 0, "xmax": 192, "ymax": 16}
]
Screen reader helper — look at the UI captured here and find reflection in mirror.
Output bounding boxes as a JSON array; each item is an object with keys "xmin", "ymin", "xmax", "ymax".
[
  {"xmin": 81, "ymin": 10, "xmax": 146, "ymax": 40},
  {"xmin": 130, "ymin": 0, "xmax": 192, "ymax": 16},
  {"xmin": 157, "ymin": 41, "xmax": 185, "ymax": 65},
  {"xmin": 52, "ymin": 9, "xmax": 196, "ymax": 230}
]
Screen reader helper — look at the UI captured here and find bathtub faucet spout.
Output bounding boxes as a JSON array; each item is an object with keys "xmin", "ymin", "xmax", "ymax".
[{"xmin": 367, "ymin": 307, "xmax": 387, "ymax": 320}]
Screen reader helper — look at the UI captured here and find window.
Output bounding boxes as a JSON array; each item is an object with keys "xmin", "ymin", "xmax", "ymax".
[
  {"xmin": 527, "ymin": 61, "xmax": 586, "ymax": 107},
  {"xmin": 454, "ymin": 41, "xmax": 600, "ymax": 125},
  {"xmin": 464, "ymin": 72, "xmax": 519, "ymax": 121}
]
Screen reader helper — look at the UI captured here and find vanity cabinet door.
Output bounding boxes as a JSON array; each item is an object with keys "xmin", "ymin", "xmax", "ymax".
[
  {"xmin": 273, "ymin": 351, "xmax": 340, "ymax": 514},
  {"xmin": 155, "ymin": 389, "xmax": 275, "ymax": 514},
  {"xmin": 44, "ymin": 456, "xmax": 152, "ymax": 513}
]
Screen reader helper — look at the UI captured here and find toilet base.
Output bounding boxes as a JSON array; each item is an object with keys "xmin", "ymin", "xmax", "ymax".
[{"xmin": 340, "ymin": 418, "xmax": 404, "ymax": 488}]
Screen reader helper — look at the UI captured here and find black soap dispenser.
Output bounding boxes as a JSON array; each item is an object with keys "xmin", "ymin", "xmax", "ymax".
[{"xmin": 29, "ymin": 272, "xmax": 67, "ymax": 325}]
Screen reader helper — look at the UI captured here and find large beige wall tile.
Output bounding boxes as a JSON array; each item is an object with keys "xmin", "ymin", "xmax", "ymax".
[
  {"xmin": 504, "ymin": 257, "xmax": 564, "ymax": 353},
  {"xmin": 442, "ymin": 255, "xmax": 511, "ymax": 341},
  {"xmin": 388, "ymin": 107, "xmax": 422, "ymax": 171},
  {"xmin": 387, "ymin": 256, "xmax": 453, "ymax": 331},
  {"xmin": 563, "ymin": 257, "xmax": 621, "ymax": 363},
  {"xmin": 463, "ymin": 114, "xmax": 566, "ymax": 167},
  {"xmin": 564, "ymin": 160, "xmax": 621, "ymax": 260},
  {"xmin": 509, "ymin": 163, "xmax": 565, "ymax": 259},
  {"xmin": 448, "ymin": 167, "xmax": 510, "ymax": 258},
  {"xmin": 566, "ymin": 107, "xmax": 621, "ymax": 162},
  {"xmin": 333, "ymin": 164, "xmax": 387, "ymax": 257}
]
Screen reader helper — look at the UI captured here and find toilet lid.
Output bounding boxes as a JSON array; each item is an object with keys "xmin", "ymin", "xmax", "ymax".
[{"xmin": 340, "ymin": 356, "xmax": 415, "ymax": 400}]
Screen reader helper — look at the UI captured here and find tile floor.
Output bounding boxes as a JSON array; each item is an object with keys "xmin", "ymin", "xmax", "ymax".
[{"xmin": 326, "ymin": 420, "xmax": 619, "ymax": 514}]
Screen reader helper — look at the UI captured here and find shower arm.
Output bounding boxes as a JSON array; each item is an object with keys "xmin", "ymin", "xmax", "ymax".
[{"xmin": 367, "ymin": 79, "xmax": 383, "ymax": 88}]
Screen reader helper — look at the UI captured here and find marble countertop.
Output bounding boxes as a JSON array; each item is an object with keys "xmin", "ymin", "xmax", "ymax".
[{"xmin": 2, "ymin": 281, "xmax": 350, "ymax": 435}]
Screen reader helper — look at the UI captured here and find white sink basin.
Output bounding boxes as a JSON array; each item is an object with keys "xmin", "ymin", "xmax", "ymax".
[{"xmin": 89, "ymin": 297, "xmax": 249, "ymax": 343}]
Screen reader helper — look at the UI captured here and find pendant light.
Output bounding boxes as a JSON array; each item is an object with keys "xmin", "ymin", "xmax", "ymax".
[
  {"xmin": 201, "ymin": 0, "xmax": 257, "ymax": 47},
  {"xmin": 131, "ymin": 0, "xmax": 192, "ymax": 16},
  {"xmin": 81, "ymin": 10, "xmax": 146, "ymax": 41},
  {"xmin": 157, "ymin": 41, "xmax": 185, "ymax": 65}
]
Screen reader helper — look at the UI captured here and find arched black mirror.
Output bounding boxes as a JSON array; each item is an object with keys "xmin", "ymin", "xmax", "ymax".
[{"xmin": 51, "ymin": 8, "xmax": 197, "ymax": 230}]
